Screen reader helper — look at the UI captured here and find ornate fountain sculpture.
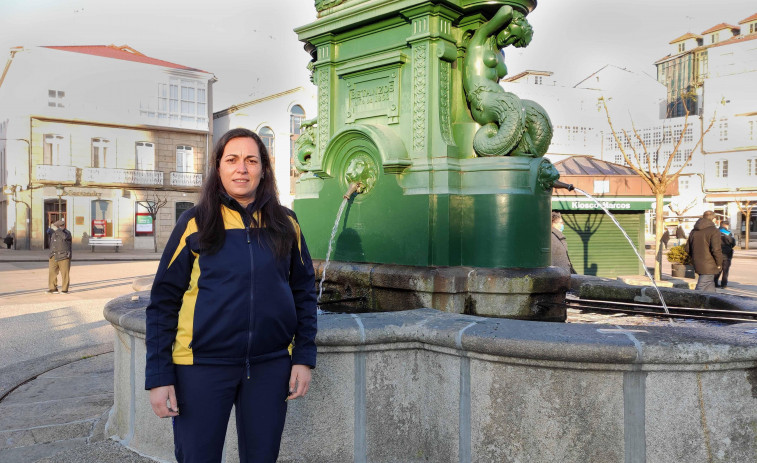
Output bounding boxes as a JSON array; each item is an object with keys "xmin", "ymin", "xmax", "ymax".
[{"xmin": 294, "ymin": 0, "xmax": 568, "ymax": 319}]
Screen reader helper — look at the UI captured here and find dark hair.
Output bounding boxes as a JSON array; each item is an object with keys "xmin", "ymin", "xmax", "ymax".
[
  {"xmin": 195, "ymin": 128, "xmax": 295, "ymax": 257},
  {"xmin": 551, "ymin": 211, "xmax": 562, "ymax": 224}
]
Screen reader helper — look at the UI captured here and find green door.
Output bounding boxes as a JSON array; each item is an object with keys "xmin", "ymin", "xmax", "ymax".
[{"xmin": 559, "ymin": 212, "xmax": 644, "ymax": 277}]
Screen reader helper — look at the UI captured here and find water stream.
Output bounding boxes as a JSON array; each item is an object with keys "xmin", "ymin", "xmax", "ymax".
[
  {"xmin": 317, "ymin": 197, "xmax": 349, "ymax": 306},
  {"xmin": 572, "ymin": 187, "xmax": 670, "ymax": 315}
]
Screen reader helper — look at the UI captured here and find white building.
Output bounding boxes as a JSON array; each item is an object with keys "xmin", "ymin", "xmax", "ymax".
[
  {"xmin": 0, "ymin": 45, "xmax": 215, "ymax": 250},
  {"xmin": 653, "ymin": 12, "xmax": 757, "ymax": 242},
  {"xmin": 213, "ymin": 86, "xmax": 317, "ymax": 207}
]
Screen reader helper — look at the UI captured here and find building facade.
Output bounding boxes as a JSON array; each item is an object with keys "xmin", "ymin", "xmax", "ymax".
[
  {"xmin": 212, "ymin": 86, "xmax": 317, "ymax": 208},
  {"xmin": 653, "ymin": 12, "xmax": 757, "ymax": 243},
  {"xmin": 0, "ymin": 45, "xmax": 215, "ymax": 250}
]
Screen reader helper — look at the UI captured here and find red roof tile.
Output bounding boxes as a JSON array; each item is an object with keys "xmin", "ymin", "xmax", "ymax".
[
  {"xmin": 669, "ymin": 32, "xmax": 701, "ymax": 44},
  {"xmin": 701, "ymin": 23, "xmax": 740, "ymax": 35},
  {"xmin": 42, "ymin": 45, "xmax": 209, "ymax": 73},
  {"xmin": 709, "ymin": 31, "xmax": 757, "ymax": 48},
  {"xmin": 738, "ymin": 12, "xmax": 757, "ymax": 24}
]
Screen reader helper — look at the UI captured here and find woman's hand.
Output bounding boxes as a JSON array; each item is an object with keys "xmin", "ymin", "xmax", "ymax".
[
  {"xmin": 149, "ymin": 385, "xmax": 179, "ymax": 418},
  {"xmin": 287, "ymin": 364, "xmax": 312, "ymax": 400}
]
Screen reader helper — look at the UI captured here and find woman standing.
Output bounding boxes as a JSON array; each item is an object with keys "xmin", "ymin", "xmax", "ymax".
[{"xmin": 145, "ymin": 128, "xmax": 317, "ymax": 462}]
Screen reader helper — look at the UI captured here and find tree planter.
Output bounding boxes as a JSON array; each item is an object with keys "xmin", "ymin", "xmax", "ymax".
[{"xmin": 671, "ymin": 263, "xmax": 695, "ymax": 279}]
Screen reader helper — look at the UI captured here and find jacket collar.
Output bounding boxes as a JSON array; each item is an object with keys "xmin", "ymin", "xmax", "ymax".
[{"xmin": 219, "ymin": 190, "xmax": 271, "ymax": 224}]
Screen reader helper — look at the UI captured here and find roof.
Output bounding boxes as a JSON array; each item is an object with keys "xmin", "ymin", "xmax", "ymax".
[
  {"xmin": 738, "ymin": 12, "xmax": 757, "ymax": 24},
  {"xmin": 669, "ymin": 32, "xmax": 701, "ymax": 44},
  {"xmin": 42, "ymin": 45, "xmax": 210, "ymax": 73},
  {"xmin": 701, "ymin": 23, "xmax": 740, "ymax": 35},
  {"xmin": 554, "ymin": 156, "xmax": 637, "ymax": 176},
  {"xmin": 710, "ymin": 32, "xmax": 757, "ymax": 48},
  {"xmin": 502, "ymin": 70, "xmax": 553, "ymax": 82},
  {"xmin": 213, "ymin": 87, "xmax": 307, "ymax": 118}
]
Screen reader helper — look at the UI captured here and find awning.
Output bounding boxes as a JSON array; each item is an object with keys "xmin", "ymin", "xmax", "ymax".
[{"xmin": 704, "ymin": 192, "xmax": 757, "ymax": 202}]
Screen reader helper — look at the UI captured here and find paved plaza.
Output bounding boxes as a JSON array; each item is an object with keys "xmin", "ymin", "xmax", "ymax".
[{"xmin": 0, "ymin": 246, "xmax": 755, "ymax": 462}]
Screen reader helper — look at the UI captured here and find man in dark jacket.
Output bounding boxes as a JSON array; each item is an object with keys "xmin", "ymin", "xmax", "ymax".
[
  {"xmin": 715, "ymin": 222, "xmax": 736, "ymax": 288},
  {"xmin": 47, "ymin": 219, "xmax": 72, "ymax": 294},
  {"xmin": 686, "ymin": 211, "xmax": 723, "ymax": 292},
  {"xmin": 551, "ymin": 212, "xmax": 576, "ymax": 274}
]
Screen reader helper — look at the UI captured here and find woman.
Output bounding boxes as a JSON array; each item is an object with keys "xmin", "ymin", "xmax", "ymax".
[{"xmin": 145, "ymin": 128, "xmax": 317, "ymax": 462}]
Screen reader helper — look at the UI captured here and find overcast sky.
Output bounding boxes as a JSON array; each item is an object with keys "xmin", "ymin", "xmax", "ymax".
[{"xmin": 1, "ymin": 0, "xmax": 755, "ymax": 111}]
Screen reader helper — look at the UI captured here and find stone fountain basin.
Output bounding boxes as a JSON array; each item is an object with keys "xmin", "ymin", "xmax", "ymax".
[{"xmin": 104, "ymin": 291, "xmax": 757, "ymax": 463}]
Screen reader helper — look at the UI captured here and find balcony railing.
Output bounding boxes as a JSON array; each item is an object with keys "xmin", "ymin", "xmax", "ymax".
[
  {"xmin": 35, "ymin": 165, "xmax": 77, "ymax": 183},
  {"xmin": 82, "ymin": 168, "xmax": 164, "ymax": 186},
  {"xmin": 170, "ymin": 172, "xmax": 203, "ymax": 187}
]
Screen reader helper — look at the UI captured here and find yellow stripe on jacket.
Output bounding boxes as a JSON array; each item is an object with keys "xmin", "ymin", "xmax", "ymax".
[{"xmin": 173, "ymin": 250, "xmax": 201, "ymax": 364}]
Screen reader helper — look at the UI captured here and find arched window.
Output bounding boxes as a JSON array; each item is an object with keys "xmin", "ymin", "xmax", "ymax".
[
  {"xmin": 290, "ymin": 105, "xmax": 305, "ymax": 135},
  {"xmin": 259, "ymin": 127, "xmax": 275, "ymax": 156}
]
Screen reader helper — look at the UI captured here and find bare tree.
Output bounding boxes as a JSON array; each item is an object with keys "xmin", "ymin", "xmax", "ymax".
[
  {"xmin": 668, "ymin": 198, "xmax": 697, "ymax": 217},
  {"xmin": 600, "ymin": 96, "xmax": 715, "ymax": 280},
  {"xmin": 736, "ymin": 200, "xmax": 753, "ymax": 250},
  {"xmin": 138, "ymin": 195, "xmax": 168, "ymax": 252}
]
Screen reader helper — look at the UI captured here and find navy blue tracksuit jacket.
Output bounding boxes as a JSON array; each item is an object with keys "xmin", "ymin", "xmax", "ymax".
[{"xmin": 145, "ymin": 200, "xmax": 317, "ymax": 391}]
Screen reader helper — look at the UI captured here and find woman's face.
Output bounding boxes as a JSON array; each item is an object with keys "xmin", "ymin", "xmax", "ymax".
[{"xmin": 218, "ymin": 137, "xmax": 262, "ymax": 207}]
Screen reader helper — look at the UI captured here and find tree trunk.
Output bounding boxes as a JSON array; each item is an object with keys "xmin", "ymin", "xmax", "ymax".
[
  {"xmin": 152, "ymin": 214, "xmax": 158, "ymax": 253},
  {"xmin": 654, "ymin": 193, "xmax": 664, "ymax": 281}
]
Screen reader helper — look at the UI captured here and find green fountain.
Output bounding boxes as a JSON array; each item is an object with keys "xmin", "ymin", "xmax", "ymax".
[{"xmin": 294, "ymin": 0, "xmax": 568, "ymax": 320}]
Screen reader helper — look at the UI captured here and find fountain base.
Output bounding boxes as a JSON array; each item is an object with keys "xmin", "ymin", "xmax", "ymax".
[{"xmin": 315, "ymin": 260, "xmax": 570, "ymax": 321}]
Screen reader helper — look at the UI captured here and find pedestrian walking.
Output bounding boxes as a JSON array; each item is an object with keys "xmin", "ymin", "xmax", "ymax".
[
  {"xmin": 715, "ymin": 222, "xmax": 736, "ymax": 288},
  {"xmin": 551, "ymin": 211, "xmax": 576, "ymax": 274},
  {"xmin": 3, "ymin": 230, "xmax": 13, "ymax": 249},
  {"xmin": 47, "ymin": 219, "xmax": 72, "ymax": 294},
  {"xmin": 145, "ymin": 128, "xmax": 317, "ymax": 463},
  {"xmin": 675, "ymin": 224, "xmax": 686, "ymax": 246},
  {"xmin": 686, "ymin": 211, "xmax": 723, "ymax": 293},
  {"xmin": 661, "ymin": 228, "xmax": 670, "ymax": 250}
]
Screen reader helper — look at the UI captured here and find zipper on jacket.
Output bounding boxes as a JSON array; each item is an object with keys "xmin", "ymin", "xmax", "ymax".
[{"xmin": 245, "ymin": 225, "xmax": 254, "ymax": 380}]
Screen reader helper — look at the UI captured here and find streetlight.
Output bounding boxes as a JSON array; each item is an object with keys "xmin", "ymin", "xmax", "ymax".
[
  {"xmin": 2, "ymin": 184, "xmax": 31, "ymax": 250},
  {"xmin": 55, "ymin": 184, "xmax": 65, "ymax": 219}
]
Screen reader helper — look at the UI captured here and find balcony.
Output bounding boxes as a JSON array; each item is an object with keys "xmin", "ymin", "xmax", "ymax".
[
  {"xmin": 82, "ymin": 168, "xmax": 164, "ymax": 186},
  {"xmin": 170, "ymin": 172, "xmax": 203, "ymax": 187},
  {"xmin": 35, "ymin": 165, "xmax": 77, "ymax": 184}
]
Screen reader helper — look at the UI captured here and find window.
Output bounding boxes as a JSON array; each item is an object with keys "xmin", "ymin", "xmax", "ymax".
[
  {"xmin": 749, "ymin": 120, "xmax": 756, "ymax": 141},
  {"xmin": 290, "ymin": 105, "xmax": 305, "ymax": 135},
  {"xmin": 43, "ymin": 134, "xmax": 70, "ymax": 165},
  {"xmin": 48, "ymin": 89, "xmax": 65, "ymax": 108},
  {"xmin": 748, "ymin": 158, "xmax": 757, "ymax": 176},
  {"xmin": 157, "ymin": 79, "xmax": 207, "ymax": 126},
  {"xmin": 593, "ymin": 180, "xmax": 610, "ymax": 194},
  {"xmin": 259, "ymin": 127, "xmax": 275, "ymax": 156},
  {"xmin": 678, "ymin": 43, "xmax": 685, "ymax": 53},
  {"xmin": 91, "ymin": 200, "xmax": 113, "ymax": 237},
  {"xmin": 711, "ymin": 32, "xmax": 719, "ymax": 44},
  {"xmin": 751, "ymin": 23, "xmax": 755, "ymax": 34},
  {"xmin": 176, "ymin": 145, "xmax": 194, "ymax": 173},
  {"xmin": 679, "ymin": 178, "xmax": 689, "ymax": 190},
  {"xmin": 136, "ymin": 142, "xmax": 155, "ymax": 171},
  {"xmin": 534, "ymin": 75, "xmax": 543, "ymax": 85},
  {"xmin": 715, "ymin": 160, "xmax": 728, "ymax": 178},
  {"xmin": 92, "ymin": 138, "xmax": 113, "ymax": 168},
  {"xmin": 719, "ymin": 118, "xmax": 728, "ymax": 142},
  {"xmin": 175, "ymin": 202, "xmax": 194, "ymax": 223}
]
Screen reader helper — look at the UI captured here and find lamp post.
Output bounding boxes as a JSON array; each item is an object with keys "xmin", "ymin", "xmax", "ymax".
[
  {"xmin": 0, "ymin": 137, "xmax": 33, "ymax": 249},
  {"xmin": 55, "ymin": 184, "xmax": 65, "ymax": 220},
  {"xmin": 2, "ymin": 184, "xmax": 31, "ymax": 250}
]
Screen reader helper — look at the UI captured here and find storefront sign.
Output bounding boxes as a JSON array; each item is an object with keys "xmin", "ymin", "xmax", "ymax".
[
  {"xmin": 92, "ymin": 219, "xmax": 106, "ymax": 237},
  {"xmin": 135, "ymin": 213, "xmax": 153, "ymax": 235},
  {"xmin": 552, "ymin": 199, "xmax": 654, "ymax": 211}
]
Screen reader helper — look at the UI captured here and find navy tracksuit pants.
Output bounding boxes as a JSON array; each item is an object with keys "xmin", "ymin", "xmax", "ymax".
[{"xmin": 173, "ymin": 356, "xmax": 290, "ymax": 463}]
